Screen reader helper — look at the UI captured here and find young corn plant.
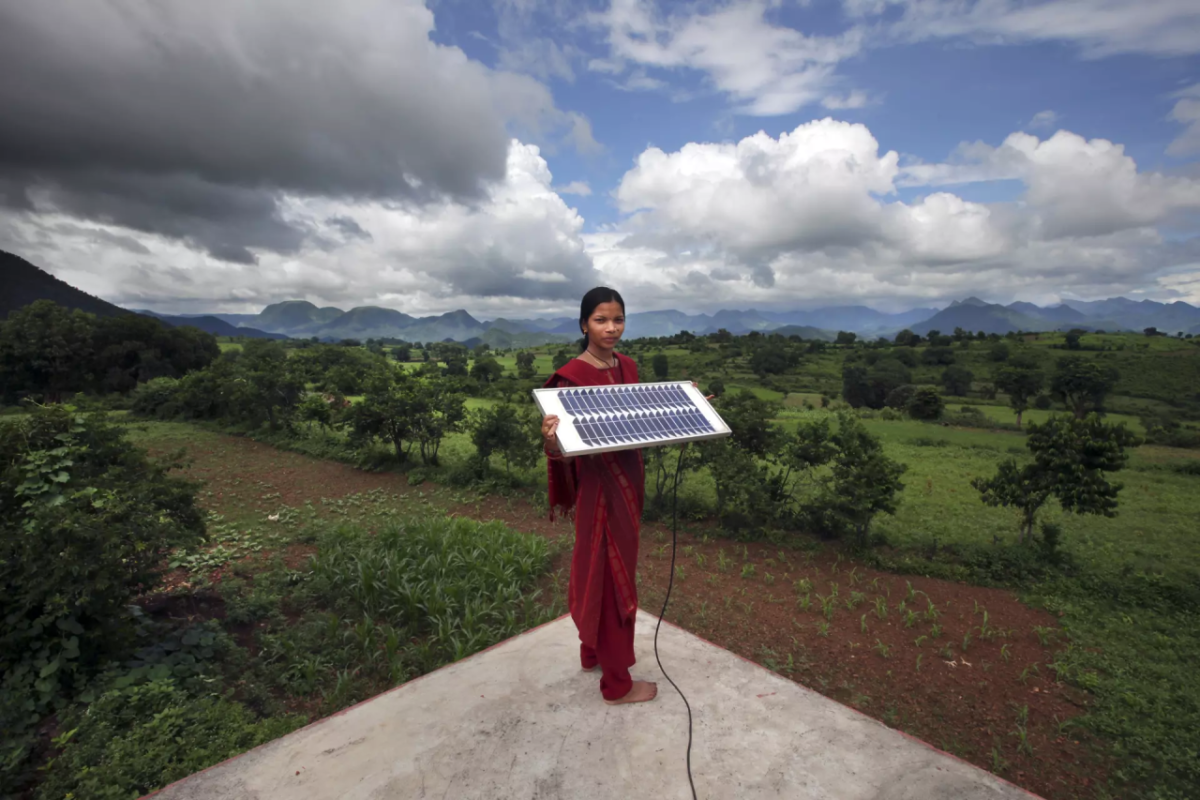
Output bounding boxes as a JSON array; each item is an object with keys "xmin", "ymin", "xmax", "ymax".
[
  {"xmin": 717, "ymin": 549, "xmax": 731, "ymax": 573},
  {"xmin": 860, "ymin": 614, "xmax": 869, "ymax": 634},
  {"xmin": 817, "ymin": 621, "xmax": 830, "ymax": 637},
  {"xmin": 923, "ymin": 599, "xmax": 940, "ymax": 622},
  {"xmin": 794, "ymin": 577, "xmax": 813, "ymax": 594},
  {"xmin": 1000, "ymin": 644, "xmax": 1012, "ymax": 663},
  {"xmin": 873, "ymin": 639, "xmax": 891, "ymax": 659},
  {"xmin": 797, "ymin": 593, "xmax": 812, "ymax": 612},
  {"xmin": 874, "ymin": 597, "xmax": 888, "ymax": 620},
  {"xmin": 741, "ymin": 563, "xmax": 756, "ymax": 580},
  {"xmin": 915, "ymin": 654, "xmax": 923, "ymax": 673},
  {"xmin": 930, "ymin": 623, "xmax": 943, "ymax": 639},
  {"xmin": 904, "ymin": 610, "xmax": 918, "ymax": 629},
  {"xmin": 905, "ymin": 581, "xmax": 916, "ymax": 603}
]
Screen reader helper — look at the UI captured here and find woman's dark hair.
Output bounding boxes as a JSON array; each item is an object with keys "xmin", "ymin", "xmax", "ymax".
[{"xmin": 578, "ymin": 286, "xmax": 626, "ymax": 352}]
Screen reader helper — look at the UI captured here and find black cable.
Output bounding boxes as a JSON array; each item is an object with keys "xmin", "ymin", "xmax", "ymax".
[{"xmin": 653, "ymin": 445, "xmax": 697, "ymax": 800}]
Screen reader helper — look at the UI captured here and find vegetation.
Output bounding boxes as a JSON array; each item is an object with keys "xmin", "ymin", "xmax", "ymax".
[{"xmin": 3, "ymin": 301, "xmax": 1200, "ymax": 799}]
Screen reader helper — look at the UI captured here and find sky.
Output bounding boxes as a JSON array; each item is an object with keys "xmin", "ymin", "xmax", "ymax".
[{"xmin": 1, "ymin": 0, "xmax": 1199, "ymax": 319}]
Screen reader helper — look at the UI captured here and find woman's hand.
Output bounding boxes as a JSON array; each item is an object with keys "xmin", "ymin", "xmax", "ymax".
[
  {"xmin": 541, "ymin": 414, "xmax": 561, "ymax": 450},
  {"xmin": 691, "ymin": 380, "xmax": 716, "ymax": 401}
]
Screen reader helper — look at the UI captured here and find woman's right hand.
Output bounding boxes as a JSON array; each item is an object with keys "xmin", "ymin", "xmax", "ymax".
[{"xmin": 541, "ymin": 414, "xmax": 560, "ymax": 448}]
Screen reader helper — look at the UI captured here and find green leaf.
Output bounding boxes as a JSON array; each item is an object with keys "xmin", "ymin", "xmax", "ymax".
[{"xmin": 39, "ymin": 658, "xmax": 61, "ymax": 678}]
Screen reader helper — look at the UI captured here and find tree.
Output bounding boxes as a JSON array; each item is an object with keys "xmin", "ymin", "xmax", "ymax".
[
  {"xmin": 551, "ymin": 350, "xmax": 570, "ymax": 371},
  {"xmin": 842, "ymin": 359, "xmax": 912, "ymax": 409},
  {"xmin": 411, "ymin": 378, "xmax": 467, "ymax": 465},
  {"xmin": 1064, "ymin": 332, "xmax": 1082, "ymax": 350},
  {"xmin": 783, "ymin": 413, "xmax": 906, "ymax": 546},
  {"xmin": 941, "ymin": 365, "xmax": 974, "ymax": 396},
  {"xmin": 994, "ymin": 363, "xmax": 1043, "ymax": 428},
  {"xmin": 1051, "ymin": 357, "xmax": 1118, "ymax": 419},
  {"xmin": 707, "ymin": 378, "xmax": 726, "ymax": 397},
  {"xmin": 971, "ymin": 414, "xmax": 1141, "ymax": 543},
  {"xmin": 835, "ymin": 331, "xmax": 857, "ymax": 345},
  {"xmin": 988, "ymin": 343, "xmax": 1010, "ymax": 362},
  {"xmin": 515, "ymin": 351, "xmax": 536, "ymax": 379},
  {"xmin": 470, "ymin": 355, "xmax": 504, "ymax": 384},
  {"xmin": 469, "ymin": 401, "xmax": 540, "ymax": 474},
  {"xmin": 393, "ymin": 345, "xmax": 412, "ymax": 362},
  {"xmin": 750, "ymin": 344, "xmax": 793, "ymax": 375},
  {"xmin": 652, "ymin": 352, "xmax": 669, "ymax": 379},
  {"xmin": 894, "ymin": 329, "xmax": 920, "ymax": 347},
  {"xmin": 906, "ymin": 387, "xmax": 944, "ymax": 420},
  {"xmin": 230, "ymin": 340, "xmax": 306, "ymax": 429},
  {"xmin": 0, "ymin": 300, "xmax": 95, "ymax": 402},
  {"xmin": 348, "ymin": 368, "xmax": 421, "ymax": 461},
  {"xmin": 922, "ymin": 346, "xmax": 956, "ymax": 366}
]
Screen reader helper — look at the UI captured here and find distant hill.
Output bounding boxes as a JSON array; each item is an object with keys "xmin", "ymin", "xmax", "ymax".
[
  {"xmin": 255, "ymin": 300, "xmax": 346, "ymax": 333},
  {"xmin": 1061, "ymin": 298, "xmax": 1200, "ymax": 335},
  {"xmin": 770, "ymin": 325, "xmax": 837, "ymax": 341},
  {"xmin": 1, "ymin": 249, "xmax": 127, "ymax": 318},
  {"xmin": 912, "ymin": 300, "xmax": 1049, "ymax": 336},
  {"xmin": 147, "ymin": 313, "xmax": 288, "ymax": 340}
]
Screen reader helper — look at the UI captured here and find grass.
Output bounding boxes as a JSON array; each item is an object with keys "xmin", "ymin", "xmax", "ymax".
[{"xmin": 29, "ymin": 498, "xmax": 561, "ymax": 800}]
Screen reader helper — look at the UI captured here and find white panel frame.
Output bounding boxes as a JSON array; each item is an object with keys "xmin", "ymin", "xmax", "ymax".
[{"xmin": 532, "ymin": 380, "xmax": 732, "ymax": 456}]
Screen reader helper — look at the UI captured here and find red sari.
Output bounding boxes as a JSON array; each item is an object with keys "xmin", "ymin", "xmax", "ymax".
[{"xmin": 543, "ymin": 352, "xmax": 645, "ymax": 700}]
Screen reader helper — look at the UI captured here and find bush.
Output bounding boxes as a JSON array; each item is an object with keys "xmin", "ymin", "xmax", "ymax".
[
  {"xmin": 0, "ymin": 406, "xmax": 206, "ymax": 755},
  {"xmin": 130, "ymin": 377, "xmax": 181, "ymax": 419},
  {"xmin": 906, "ymin": 387, "xmax": 945, "ymax": 420},
  {"xmin": 36, "ymin": 681, "xmax": 300, "ymax": 800},
  {"xmin": 1034, "ymin": 393, "xmax": 1052, "ymax": 410}
]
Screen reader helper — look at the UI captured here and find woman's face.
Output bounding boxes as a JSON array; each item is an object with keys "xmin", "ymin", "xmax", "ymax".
[{"xmin": 583, "ymin": 301, "xmax": 625, "ymax": 348}]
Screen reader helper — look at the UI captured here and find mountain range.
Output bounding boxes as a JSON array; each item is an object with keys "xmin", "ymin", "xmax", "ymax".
[
  {"xmin": 4, "ymin": 248, "xmax": 1200, "ymax": 345},
  {"xmin": 1, "ymin": 250, "xmax": 286, "ymax": 339}
]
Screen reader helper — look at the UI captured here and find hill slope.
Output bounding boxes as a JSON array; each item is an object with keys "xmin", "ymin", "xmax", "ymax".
[{"xmin": 1, "ymin": 249, "xmax": 127, "ymax": 318}]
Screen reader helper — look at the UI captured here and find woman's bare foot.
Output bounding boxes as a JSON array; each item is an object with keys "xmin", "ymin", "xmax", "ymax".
[{"xmin": 604, "ymin": 680, "xmax": 658, "ymax": 705}]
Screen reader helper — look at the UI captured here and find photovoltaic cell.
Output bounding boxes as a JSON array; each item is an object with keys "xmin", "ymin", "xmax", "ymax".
[{"xmin": 533, "ymin": 382, "xmax": 731, "ymax": 454}]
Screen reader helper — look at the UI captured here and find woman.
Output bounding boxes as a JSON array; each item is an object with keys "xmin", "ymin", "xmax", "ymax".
[{"xmin": 540, "ymin": 287, "xmax": 658, "ymax": 705}]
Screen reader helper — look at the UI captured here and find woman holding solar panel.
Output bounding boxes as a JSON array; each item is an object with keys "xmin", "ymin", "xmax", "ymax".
[{"xmin": 541, "ymin": 287, "xmax": 711, "ymax": 706}]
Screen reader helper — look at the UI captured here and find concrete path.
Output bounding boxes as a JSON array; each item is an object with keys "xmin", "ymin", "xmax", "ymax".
[{"xmin": 146, "ymin": 610, "xmax": 1039, "ymax": 800}]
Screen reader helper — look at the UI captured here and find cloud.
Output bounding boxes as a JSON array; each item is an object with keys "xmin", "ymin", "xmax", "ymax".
[
  {"xmin": 0, "ymin": 141, "xmax": 602, "ymax": 314},
  {"xmin": 0, "ymin": 0, "xmax": 594, "ymax": 263},
  {"xmin": 1028, "ymin": 110, "xmax": 1060, "ymax": 129},
  {"xmin": 556, "ymin": 181, "xmax": 593, "ymax": 196},
  {"xmin": 822, "ymin": 90, "xmax": 870, "ymax": 110},
  {"xmin": 901, "ymin": 130, "xmax": 1200, "ymax": 237},
  {"xmin": 588, "ymin": 120, "xmax": 1200, "ymax": 310},
  {"xmin": 854, "ymin": 0, "xmax": 1200, "ymax": 58},
  {"xmin": 591, "ymin": 0, "xmax": 865, "ymax": 115},
  {"xmin": 1167, "ymin": 83, "xmax": 1200, "ymax": 157}
]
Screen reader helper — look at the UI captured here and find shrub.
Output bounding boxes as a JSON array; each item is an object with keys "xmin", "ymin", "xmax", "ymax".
[
  {"xmin": 130, "ymin": 377, "xmax": 181, "ymax": 419},
  {"xmin": 0, "ymin": 406, "xmax": 205, "ymax": 755},
  {"xmin": 36, "ymin": 681, "xmax": 300, "ymax": 800},
  {"xmin": 906, "ymin": 387, "xmax": 945, "ymax": 420}
]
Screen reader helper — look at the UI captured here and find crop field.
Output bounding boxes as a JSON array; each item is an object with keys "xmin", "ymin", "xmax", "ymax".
[{"xmin": 6, "ymin": 328, "xmax": 1199, "ymax": 800}]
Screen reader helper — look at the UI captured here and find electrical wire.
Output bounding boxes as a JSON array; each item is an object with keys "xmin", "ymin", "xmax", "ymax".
[{"xmin": 653, "ymin": 445, "xmax": 697, "ymax": 800}]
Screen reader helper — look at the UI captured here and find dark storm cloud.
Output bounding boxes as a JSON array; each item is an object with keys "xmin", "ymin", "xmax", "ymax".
[{"xmin": 0, "ymin": 0, "xmax": 571, "ymax": 263}]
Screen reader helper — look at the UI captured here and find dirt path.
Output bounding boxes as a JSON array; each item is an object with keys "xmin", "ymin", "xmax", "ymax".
[{"xmin": 149, "ymin": 429, "xmax": 1105, "ymax": 800}]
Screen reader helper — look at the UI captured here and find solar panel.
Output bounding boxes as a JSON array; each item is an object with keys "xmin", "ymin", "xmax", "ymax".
[{"xmin": 532, "ymin": 381, "xmax": 732, "ymax": 455}]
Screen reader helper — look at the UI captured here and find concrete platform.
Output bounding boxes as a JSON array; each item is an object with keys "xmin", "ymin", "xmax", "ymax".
[{"xmin": 146, "ymin": 610, "xmax": 1039, "ymax": 800}]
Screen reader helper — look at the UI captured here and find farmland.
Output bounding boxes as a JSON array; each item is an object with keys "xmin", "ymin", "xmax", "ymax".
[{"xmin": 3, "ymin": 322, "xmax": 1200, "ymax": 800}]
